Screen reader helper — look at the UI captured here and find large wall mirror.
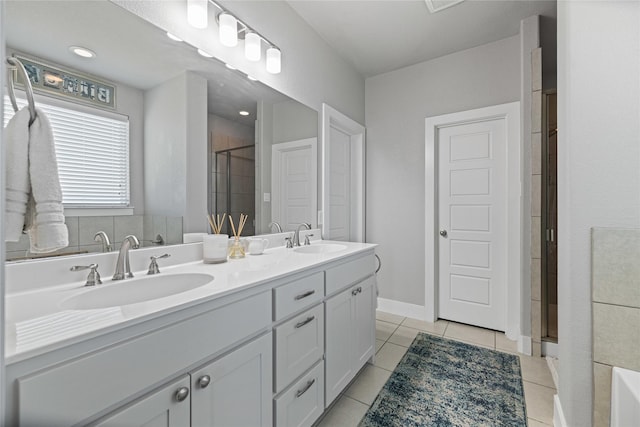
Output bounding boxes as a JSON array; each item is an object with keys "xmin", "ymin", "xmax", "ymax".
[{"xmin": 4, "ymin": 1, "xmax": 318, "ymax": 262}]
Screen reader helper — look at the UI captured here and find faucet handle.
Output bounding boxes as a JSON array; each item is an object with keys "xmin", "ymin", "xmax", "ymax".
[
  {"xmin": 70, "ymin": 264, "xmax": 102, "ymax": 286},
  {"xmin": 284, "ymin": 236, "xmax": 293, "ymax": 249},
  {"xmin": 148, "ymin": 254, "xmax": 170, "ymax": 275},
  {"xmin": 304, "ymin": 234, "xmax": 314, "ymax": 246}
]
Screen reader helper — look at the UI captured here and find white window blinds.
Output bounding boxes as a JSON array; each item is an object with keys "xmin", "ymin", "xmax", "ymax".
[{"xmin": 3, "ymin": 96, "xmax": 130, "ymax": 208}]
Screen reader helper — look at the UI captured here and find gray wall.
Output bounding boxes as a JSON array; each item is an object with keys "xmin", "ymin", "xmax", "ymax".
[
  {"xmin": 144, "ymin": 72, "xmax": 207, "ymax": 233},
  {"xmin": 557, "ymin": 2, "xmax": 640, "ymax": 426},
  {"xmin": 272, "ymin": 99, "xmax": 317, "ymax": 144},
  {"xmin": 365, "ymin": 35, "xmax": 520, "ymax": 305}
]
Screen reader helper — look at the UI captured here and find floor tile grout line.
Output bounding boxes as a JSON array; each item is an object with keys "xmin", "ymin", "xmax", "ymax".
[{"xmin": 522, "ymin": 379, "xmax": 557, "ymax": 392}]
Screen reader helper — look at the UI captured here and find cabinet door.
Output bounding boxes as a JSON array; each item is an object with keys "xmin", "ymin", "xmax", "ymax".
[
  {"xmin": 191, "ymin": 332, "xmax": 273, "ymax": 427},
  {"xmin": 324, "ymin": 287, "xmax": 355, "ymax": 407},
  {"xmin": 92, "ymin": 376, "xmax": 190, "ymax": 427},
  {"xmin": 353, "ymin": 276, "xmax": 376, "ymax": 369}
]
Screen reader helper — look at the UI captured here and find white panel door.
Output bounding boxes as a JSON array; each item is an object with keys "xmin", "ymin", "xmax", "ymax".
[
  {"xmin": 272, "ymin": 138, "xmax": 317, "ymax": 231},
  {"xmin": 328, "ymin": 127, "xmax": 351, "ymax": 240},
  {"xmin": 438, "ymin": 119, "xmax": 507, "ymax": 331}
]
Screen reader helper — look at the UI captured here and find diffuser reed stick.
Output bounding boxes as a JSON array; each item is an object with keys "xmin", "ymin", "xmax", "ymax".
[{"xmin": 207, "ymin": 213, "xmax": 226, "ymax": 234}]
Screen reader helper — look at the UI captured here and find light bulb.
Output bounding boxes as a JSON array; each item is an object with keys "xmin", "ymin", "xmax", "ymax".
[
  {"xmin": 187, "ymin": 0, "xmax": 208, "ymax": 29},
  {"xmin": 167, "ymin": 32, "xmax": 183, "ymax": 42},
  {"xmin": 219, "ymin": 12, "xmax": 238, "ymax": 47},
  {"xmin": 245, "ymin": 32, "xmax": 261, "ymax": 62},
  {"xmin": 266, "ymin": 47, "xmax": 281, "ymax": 74}
]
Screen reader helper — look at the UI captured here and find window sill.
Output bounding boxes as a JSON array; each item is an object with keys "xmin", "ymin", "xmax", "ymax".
[{"xmin": 64, "ymin": 207, "xmax": 134, "ymax": 217}]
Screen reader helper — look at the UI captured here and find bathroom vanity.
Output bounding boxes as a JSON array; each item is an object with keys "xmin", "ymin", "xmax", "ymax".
[{"xmin": 4, "ymin": 235, "xmax": 377, "ymax": 426}]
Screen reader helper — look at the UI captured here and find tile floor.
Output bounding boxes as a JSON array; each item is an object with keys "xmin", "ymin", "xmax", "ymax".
[{"xmin": 316, "ymin": 311, "xmax": 557, "ymax": 426}]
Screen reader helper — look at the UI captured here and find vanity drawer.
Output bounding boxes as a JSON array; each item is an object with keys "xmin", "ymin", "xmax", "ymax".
[
  {"xmin": 274, "ymin": 361, "xmax": 325, "ymax": 427},
  {"xmin": 17, "ymin": 291, "xmax": 271, "ymax": 426},
  {"xmin": 273, "ymin": 272, "xmax": 324, "ymax": 321},
  {"xmin": 274, "ymin": 304, "xmax": 324, "ymax": 393},
  {"xmin": 325, "ymin": 253, "xmax": 375, "ymax": 296}
]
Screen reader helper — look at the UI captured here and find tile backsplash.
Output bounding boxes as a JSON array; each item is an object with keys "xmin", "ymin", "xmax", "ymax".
[{"xmin": 6, "ymin": 215, "xmax": 183, "ymax": 262}]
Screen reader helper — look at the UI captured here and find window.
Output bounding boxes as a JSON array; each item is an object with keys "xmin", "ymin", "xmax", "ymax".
[{"xmin": 3, "ymin": 95, "xmax": 130, "ymax": 208}]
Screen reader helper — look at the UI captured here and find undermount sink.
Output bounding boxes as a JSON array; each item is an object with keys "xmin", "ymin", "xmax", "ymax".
[
  {"xmin": 61, "ymin": 273, "xmax": 214, "ymax": 310},
  {"xmin": 294, "ymin": 243, "xmax": 347, "ymax": 254}
]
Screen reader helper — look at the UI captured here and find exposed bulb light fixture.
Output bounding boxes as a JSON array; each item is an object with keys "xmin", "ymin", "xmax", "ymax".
[
  {"xmin": 219, "ymin": 12, "xmax": 238, "ymax": 47},
  {"xmin": 197, "ymin": 48, "xmax": 214, "ymax": 58},
  {"xmin": 225, "ymin": 63, "xmax": 236, "ymax": 70},
  {"xmin": 247, "ymin": 75, "xmax": 258, "ymax": 81},
  {"xmin": 69, "ymin": 46, "xmax": 96, "ymax": 58},
  {"xmin": 266, "ymin": 47, "xmax": 281, "ymax": 74},
  {"xmin": 239, "ymin": 111, "xmax": 250, "ymax": 116},
  {"xmin": 187, "ymin": 0, "xmax": 283, "ymax": 74},
  {"xmin": 187, "ymin": 0, "xmax": 208, "ymax": 29},
  {"xmin": 167, "ymin": 32, "xmax": 183, "ymax": 42},
  {"xmin": 245, "ymin": 32, "xmax": 261, "ymax": 62}
]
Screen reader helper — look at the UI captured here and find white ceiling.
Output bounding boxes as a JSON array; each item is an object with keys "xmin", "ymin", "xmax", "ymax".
[
  {"xmin": 286, "ymin": 0, "xmax": 557, "ymax": 77},
  {"xmin": 4, "ymin": 1, "xmax": 288, "ymax": 127}
]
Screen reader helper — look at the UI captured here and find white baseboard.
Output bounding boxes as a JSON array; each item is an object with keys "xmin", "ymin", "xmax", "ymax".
[
  {"xmin": 518, "ymin": 335, "xmax": 532, "ymax": 356},
  {"xmin": 554, "ymin": 394, "xmax": 567, "ymax": 427},
  {"xmin": 377, "ymin": 298, "xmax": 427, "ymax": 321}
]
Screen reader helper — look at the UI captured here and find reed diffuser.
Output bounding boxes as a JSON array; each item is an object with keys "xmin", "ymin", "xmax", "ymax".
[
  {"xmin": 228, "ymin": 213, "xmax": 248, "ymax": 259},
  {"xmin": 207, "ymin": 213, "xmax": 226, "ymax": 235},
  {"xmin": 203, "ymin": 213, "xmax": 228, "ymax": 263}
]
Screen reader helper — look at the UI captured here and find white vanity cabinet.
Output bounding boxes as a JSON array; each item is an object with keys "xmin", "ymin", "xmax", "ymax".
[
  {"xmin": 190, "ymin": 332, "xmax": 273, "ymax": 427},
  {"xmin": 92, "ymin": 376, "xmax": 191, "ymax": 427},
  {"xmin": 324, "ymin": 256, "xmax": 376, "ymax": 407},
  {"xmin": 5, "ymin": 244, "xmax": 377, "ymax": 427}
]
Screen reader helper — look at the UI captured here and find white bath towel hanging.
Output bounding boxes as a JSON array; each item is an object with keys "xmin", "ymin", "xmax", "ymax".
[
  {"xmin": 4, "ymin": 107, "xmax": 31, "ymax": 242},
  {"xmin": 24, "ymin": 107, "xmax": 68, "ymax": 253}
]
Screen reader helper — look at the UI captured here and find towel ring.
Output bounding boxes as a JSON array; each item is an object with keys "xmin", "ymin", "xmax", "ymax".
[{"xmin": 6, "ymin": 56, "xmax": 37, "ymax": 126}]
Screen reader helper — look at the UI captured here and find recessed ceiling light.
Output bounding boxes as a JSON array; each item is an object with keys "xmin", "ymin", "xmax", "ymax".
[
  {"xmin": 225, "ymin": 63, "xmax": 236, "ymax": 70},
  {"xmin": 239, "ymin": 111, "xmax": 250, "ymax": 116},
  {"xmin": 247, "ymin": 75, "xmax": 258, "ymax": 81},
  {"xmin": 167, "ymin": 32, "xmax": 183, "ymax": 42},
  {"xmin": 197, "ymin": 48, "xmax": 213, "ymax": 58},
  {"xmin": 69, "ymin": 46, "xmax": 96, "ymax": 58}
]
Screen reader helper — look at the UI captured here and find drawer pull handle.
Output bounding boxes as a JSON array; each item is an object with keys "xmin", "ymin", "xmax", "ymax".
[
  {"xmin": 352, "ymin": 286, "xmax": 363, "ymax": 296},
  {"xmin": 198, "ymin": 375, "xmax": 211, "ymax": 389},
  {"xmin": 175, "ymin": 387, "xmax": 190, "ymax": 402},
  {"xmin": 296, "ymin": 378, "xmax": 316, "ymax": 398},
  {"xmin": 295, "ymin": 316, "xmax": 315, "ymax": 329},
  {"xmin": 294, "ymin": 290, "xmax": 315, "ymax": 300}
]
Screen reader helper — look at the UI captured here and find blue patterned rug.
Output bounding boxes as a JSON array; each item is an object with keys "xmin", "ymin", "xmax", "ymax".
[{"xmin": 359, "ymin": 333, "xmax": 527, "ymax": 427}]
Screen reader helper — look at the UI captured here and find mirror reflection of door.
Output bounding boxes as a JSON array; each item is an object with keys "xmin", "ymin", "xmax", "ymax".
[{"xmin": 271, "ymin": 138, "xmax": 318, "ymax": 232}]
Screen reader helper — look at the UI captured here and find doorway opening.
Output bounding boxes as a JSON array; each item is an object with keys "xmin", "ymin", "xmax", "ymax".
[{"xmin": 542, "ymin": 91, "xmax": 558, "ymax": 342}]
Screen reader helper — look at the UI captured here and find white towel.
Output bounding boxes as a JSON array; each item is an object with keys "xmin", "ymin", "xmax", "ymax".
[
  {"xmin": 4, "ymin": 107, "xmax": 31, "ymax": 241},
  {"xmin": 24, "ymin": 107, "xmax": 69, "ymax": 253}
]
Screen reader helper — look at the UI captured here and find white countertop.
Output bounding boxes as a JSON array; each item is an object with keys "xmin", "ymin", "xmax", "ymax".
[{"xmin": 5, "ymin": 239, "xmax": 376, "ymax": 364}]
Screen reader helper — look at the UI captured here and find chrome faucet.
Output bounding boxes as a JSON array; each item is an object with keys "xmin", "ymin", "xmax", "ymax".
[
  {"xmin": 268, "ymin": 221, "xmax": 283, "ymax": 233},
  {"xmin": 113, "ymin": 235, "xmax": 140, "ymax": 280},
  {"xmin": 94, "ymin": 231, "xmax": 112, "ymax": 252},
  {"xmin": 293, "ymin": 223, "xmax": 311, "ymax": 247}
]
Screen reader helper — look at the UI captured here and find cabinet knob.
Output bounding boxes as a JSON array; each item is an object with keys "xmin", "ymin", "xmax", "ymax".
[
  {"xmin": 175, "ymin": 387, "xmax": 190, "ymax": 402},
  {"xmin": 198, "ymin": 375, "xmax": 211, "ymax": 389}
]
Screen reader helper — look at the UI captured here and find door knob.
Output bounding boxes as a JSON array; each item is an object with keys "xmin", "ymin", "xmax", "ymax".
[
  {"xmin": 439, "ymin": 230, "xmax": 448, "ymax": 237},
  {"xmin": 198, "ymin": 375, "xmax": 211, "ymax": 389},
  {"xmin": 175, "ymin": 387, "xmax": 189, "ymax": 402}
]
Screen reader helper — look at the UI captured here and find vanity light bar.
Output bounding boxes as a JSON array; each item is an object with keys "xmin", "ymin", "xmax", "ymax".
[{"xmin": 186, "ymin": 0, "xmax": 281, "ymax": 74}]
